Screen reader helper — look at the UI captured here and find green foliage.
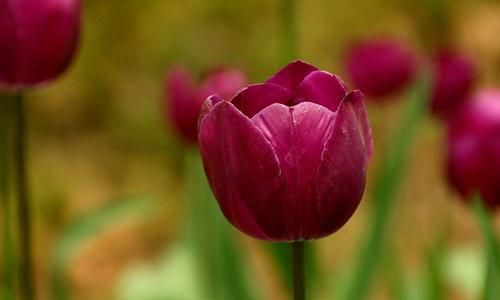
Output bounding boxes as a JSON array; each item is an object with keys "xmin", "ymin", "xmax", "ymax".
[
  {"xmin": 344, "ymin": 74, "xmax": 432, "ymax": 300},
  {"xmin": 49, "ymin": 195, "xmax": 155, "ymax": 300}
]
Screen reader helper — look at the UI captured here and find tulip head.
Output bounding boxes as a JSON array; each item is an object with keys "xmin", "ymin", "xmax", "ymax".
[
  {"xmin": 165, "ymin": 66, "xmax": 246, "ymax": 144},
  {"xmin": 0, "ymin": 0, "xmax": 81, "ymax": 89},
  {"xmin": 447, "ymin": 90, "xmax": 500, "ymax": 209},
  {"xmin": 346, "ymin": 39, "xmax": 417, "ymax": 99},
  {"xmin": 431, "ymin": 50, "xmax": 476, "ymax": 118},
  {"xmin": 199, "ymin": 61, "xmax": 373, "ymax": 241}
]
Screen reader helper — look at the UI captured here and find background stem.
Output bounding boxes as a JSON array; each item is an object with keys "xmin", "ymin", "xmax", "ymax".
[
  {"xmin": 13, "ymin": 93, "xmax": 34, "ymax": 300},
  {"xmin": 292, "ymin": 241, "xmax": 306, "ymax": 300}
]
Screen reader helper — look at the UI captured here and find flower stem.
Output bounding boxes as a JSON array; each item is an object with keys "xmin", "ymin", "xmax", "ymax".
[
  {"xmin": 292, "ymin": 241, "xmax": 306, "ymax": 300},
  {"xmin": 13, "ymin": 92, "xmax": 34, "ymax": 300}
]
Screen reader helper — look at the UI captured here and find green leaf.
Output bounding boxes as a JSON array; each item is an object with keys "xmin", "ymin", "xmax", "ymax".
[
  {"xmin": 185, "ymin": 150, "xmax": 255, "ymax": 300},
  {"xmin": 473, "ymin": 196, "xmax": 500, "ymax": 300},
  {"xmin": 49, "ymin": 195, "xmax": 154, "ymax": 300},
  {"xmin": 344, "ymin": 74, "xmax": 432, "ymax": 300}
]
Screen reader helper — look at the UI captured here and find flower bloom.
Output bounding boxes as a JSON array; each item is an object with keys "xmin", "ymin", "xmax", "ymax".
[
  {"xmin": 447, "ymin": 89, "xmax": 500, "ymax": 209},
  {"xmin": 346, "ymin": 39, "xmax": 417, "ymax": 99},
  {"xmin": 0, "ymin": 0, "xmax": 81, "ymax": 88},
  {"xmin": 431, "ymin": 50, "xmax": 476, "ymax": 118},
  {"xmin": 198, "ymin": 61, "xmax": 373, "ymax": 241},
  {"xmin": 166, "ymin": 66, "xmax": 246, "ymax": 143}
]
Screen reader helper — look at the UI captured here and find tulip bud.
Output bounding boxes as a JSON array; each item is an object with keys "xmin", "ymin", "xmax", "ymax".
[
  {"xmin": 198, "ymin": 60, "xmax": 373, "ymax": 241},
  {"xmin": 346, "ymin": 39, "xmax": 417, "ymax": 99},
  {"xmin": 0, "ymin": 0, "xmax": 81, "ymax": 88},
  {"xmin": 430, "ymin": 50, "xmax": 476, "ymax": 118},
  {"xmin": 447, "ymin": 90, "xmax": 500, "ymax": 209},
  {"xmin": 165, "ymin": 66, "xmax": 246, "ymax": 144}
]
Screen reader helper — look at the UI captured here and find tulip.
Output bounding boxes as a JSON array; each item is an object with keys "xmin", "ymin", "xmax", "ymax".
[
  {"xmin": 166, "ymin": 66, "xmax": 246, "ymax": 143},
  {"xmin": 447, "ymin": 89, "xmax": 500, "ymax": 209},
  {"xmin": 198, "ymin": 60, "xmax": 373, "ymax": 241},
  {"xmin": 430, "ymin": 50, "xmax": 476, "ymax": 118},
  {"xmin": 346, "ymin": 39, "xmax": 417, "ymax": 99},
  {"xmin": 0, "ymin": 0, "xmax": 81, "ymax": 88}
]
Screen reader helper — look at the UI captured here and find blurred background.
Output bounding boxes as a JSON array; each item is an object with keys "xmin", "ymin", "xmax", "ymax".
[{"xmin": 2, "ymin": 0, "xmax": 500, "ymax": 299}]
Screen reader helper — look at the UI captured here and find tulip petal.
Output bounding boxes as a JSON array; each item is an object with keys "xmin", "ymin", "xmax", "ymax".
[
  {"xmin": 252, "ymin": 102, "xmax": 336, "ymax": 239},
  {"xmin": 199, "ymin": 101, "xmax": 289, "ymax": 241},
  {"xmin": 315, "ymin": 92, "xmax": 371, "ymax": 237},
  {"xmin": 266, "ymin": 60, "xmax": 317, "ymax": 94},
  {"xmin": 231, "ymin": 83, "xmax": 292, "ymax": 117},
  {"xmin": 167, "ymin": 67, "xmax": 200, "ymax": 142},
  {"xmin": 198, "ymin": 69, "xmax": 247, "ymax": 100},
  {"xmin": 343, "ymin": 90, "xmax": 373, "ymax": 160},
  {"xmin": 298, "ymin": 70, "xmax": 348, "ymax": 111}
]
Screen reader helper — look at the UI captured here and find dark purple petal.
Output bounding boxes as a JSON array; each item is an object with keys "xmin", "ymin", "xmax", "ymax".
[
  {"xmin": 0, "ymin": 0, "xmax": 81, "ymax": 88},
  {"xmin": 198, "ymin": 69, "xmax": 247, "ymax": 100},
  {"xmin": 315, "ymin": 94, "xmax": 370, "ymax": 237},
  {"xmin": 342, "ymin": 90, "xmax": 373, "ymax": 160},
  {"xmin": 166, "ymin": 67, "xmax": 200, "ymax": 143},
  {"xmin": 431, "ymin": 50, "xmax": 476, "ymax": 118},
  {"xmin": 346, "ymin": 39, "xmax": 417, "ymax": 99},
  {"xmin": 266, "ymin": 60, "xmax": 317, "ymax": 94},
  {"xmin": 198, "ymin": 101, "xmax": 289, "ymax": 241},
  {"xmin": 297, "ymin": 70, "xmax": 348, "ymax": 111},
  {"xmin": 230, "ymin": 83, "xmax": 292, "ymax": 117},
  {"xmin": 446, "ymin": 90, "xmax": 500, "ymax": 209},
  {"xmin": 252, "ymin": 102, "xmax": 336, "ymax": 239}
]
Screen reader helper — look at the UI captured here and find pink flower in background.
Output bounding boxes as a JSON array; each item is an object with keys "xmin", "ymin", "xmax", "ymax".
[
  {"xmin": 198, "ymin": 60, "xmax": 373, "ymax": 241},
  {"xmin": 346, "ymin": 39, "xmax": 417, "ymax": 99},
  {"xmin": 447, "ymin": 89, "xmax": 500, "ymax": 209},
  {"xmin": 431, "ymin": 50, "xmax": 476, "ymax": 118},
  {"xmin": 0, "ymin": 0, "xmax": 81, "ymax": 88},
  {"xmin": 165, "ymin": 66, "xmax": 246, "ymax": 143}
]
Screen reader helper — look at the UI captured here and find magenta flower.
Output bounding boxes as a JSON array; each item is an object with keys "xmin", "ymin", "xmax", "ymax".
[
  {"xmin": 431, "ymin": 50, "xmax": 476, "ymax": 118},
  {"xmin": 346, "ymin": 39, "xmax": 417, "ymax": 99},
  {"xmin": 198, "ymin": 61, "xmax": 373, "ymax": 241},
  {"xmin": 0, "ymin": 0, "xmax": 81, "ymax": 88},
  {"xmin": 165, "ymin": 66, "xmax": 246, "ymax": 143},
  {"xmin": 447, "ymin": 89, "xmax": 500, "ymax": 209}
]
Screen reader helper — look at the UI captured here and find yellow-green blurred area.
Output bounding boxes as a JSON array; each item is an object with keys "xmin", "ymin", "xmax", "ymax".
[{"xmin": 2, "ymin": 0, "xmax": 500, "ymax": 299}]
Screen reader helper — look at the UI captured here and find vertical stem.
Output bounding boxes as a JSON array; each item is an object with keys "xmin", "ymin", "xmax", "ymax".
[
  {"xmin": 282, "ymin": 0, "xmax": 297, "ymax": 62},
  {"xmin": 13, "ymin": 92, "xmax": 34, "ymax": 300},
  {"xmin": 1, "ymin": 95, "xmax": 15, "ymax": 300},
  {"xmin": 292, "ymin": 241, "xmax": 306, "ymax": 300}
]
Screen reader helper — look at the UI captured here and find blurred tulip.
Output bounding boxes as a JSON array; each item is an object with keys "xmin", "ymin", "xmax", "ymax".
[
  {"xmin": 447, "ymin": 89, "xmax": 500, "ymax": 209},
  {"xmin": 346, "ymin": 39, "xmax": 417, "ymax": 99},
  {"xmin": 431, "ymin": 50, "xmax": 476, "ymax": 118},
  {"xmin": 0, "ymin": 0, "xmax": 81, "ymax": 88},
  {"xmin": 198, "ymin": 60, "xmax": 373, "ymax": 241},
  {"xmin": 166, "ymin": 66, "xmax": 246, "ymax": 143}
]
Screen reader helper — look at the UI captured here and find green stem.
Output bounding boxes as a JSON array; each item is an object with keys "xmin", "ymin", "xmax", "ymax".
[
  {"xmin": 282, "ymin": 0, "xmax": 297, "ymax": 62},
  {"xmin": 292, "ymin": 241, "xmax": 306, "ymax": 300},
  {"xmin": 1, "ymin": 95, "xmax": 15, "ymax": 300},
  {"xmin": 473, "ymin": 197, "xmax": 500, "ymax": 300},
  {"xmin": 13, "ymin": 93, "xmax": 34, "ymax": 300}
]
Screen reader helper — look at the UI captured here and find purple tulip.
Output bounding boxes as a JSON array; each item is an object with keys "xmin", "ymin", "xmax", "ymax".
[
  {"xmin": 165, "ymin": 66, "xmax": 246, "ymax": 143},
  {"xmin": 346, "ymin": 39, "xmax": 417, "ymax": 99},
  {"xmin": 431, "ymin": 50, "xmax": 476, "ymax": 118},
  {"xmin": 447, "ymin": 89, "xmax": 500, "ymax": 209},
  {"xmin": 0, "ymin": 0, "xmax": 81, "ymax": 88},
  {"xmin": 198, "ymin": 60, "xmax": 373, "ymax": 241}
]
